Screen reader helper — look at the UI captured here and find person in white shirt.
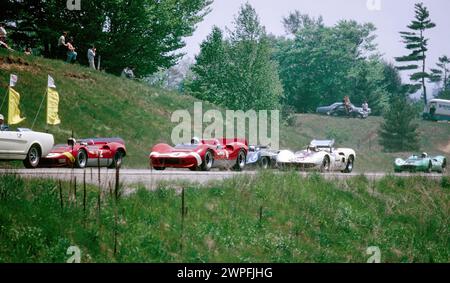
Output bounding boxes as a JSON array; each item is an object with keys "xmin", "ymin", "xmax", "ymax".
[
  {"xmin": 362, "ymin": 101, "xmax": 369, "ymax": 112},
  {"xmin": 0, "ymin": 23, "xmax": 7, "ymax": 42},
  {"xmin": 58, "ymin": 32, "xmax": 68, "ymax": 59},
  {"xmin": 87, "ymin": 45, "xmax": 96, "ymax": 69}
]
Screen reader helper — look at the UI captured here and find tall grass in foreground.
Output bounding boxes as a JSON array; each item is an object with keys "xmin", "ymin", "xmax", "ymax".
[{"xmin": 0, "ymin": 173, "xmax": 448, "ymax": 263}]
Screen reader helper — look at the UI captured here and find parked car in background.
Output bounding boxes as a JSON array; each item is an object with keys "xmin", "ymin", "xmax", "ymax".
[
  {"xmin": 0, "ymin": 128, "xmax": 54, "ymax": 168},
  {"xmin": 246, "ymin": 146, "xmax": 280, "ymax": 169},
  {"xmin": 41, "ymin": 138, "xmax": 126, "ymax": 169},
  {"xmin": 423, "ymin": 99, "xmax": 450, "ymax": 122},
  {"xmin": 394, "ymin": 153, "xmax": 447, "ymax": 173},
  {"xmin": 316, "ymin": 102, "xmax": 371, "ymax": 119},
  {"xmin": 150, "ymin": 137, "xmax": 248, "ymax": 171},
  {"xmin": 276, "ymin": 140, "xmax": 356, "ymax": 173}
]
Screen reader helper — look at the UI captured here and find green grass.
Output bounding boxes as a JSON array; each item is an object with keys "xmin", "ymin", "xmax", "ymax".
[
  {"xmin": 0, "ymin": 173, "xmax": 448, "ymax": 263},
  {"xmin": 1, "ymin": 49, "xmax": 449, "ymax": 172}
]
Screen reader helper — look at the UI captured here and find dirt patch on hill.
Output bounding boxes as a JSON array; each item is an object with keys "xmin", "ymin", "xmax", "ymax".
[
  {"xmin": 439, "ymin": 141, "xmax": 450, "ymax": 154},
  {"xmin": 64, "ymin": 72, "xmax": 96, "ymax": 82},
  {"xmin": 0, "ymin": 55, "xmax": 40, "ymax": 74}
]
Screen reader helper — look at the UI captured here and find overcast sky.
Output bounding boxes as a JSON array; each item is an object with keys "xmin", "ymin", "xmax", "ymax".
[{"xmin": 182, "ymin": 0, "xmax": 450, "ymax": 89}]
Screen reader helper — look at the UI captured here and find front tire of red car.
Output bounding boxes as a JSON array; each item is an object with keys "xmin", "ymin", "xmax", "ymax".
[
  {"xmin": 153, "ymin": 167, "xmax": 166, "ymax": 171},
  {"xmin": 233, "ymin": 150, "xmax": 246, "ymax": 171},
  {"xmin": 201, "ymin": 150, "xmax": 214, "ymax": 171},
  {"xmin": 75, "ymin": 149, "xmax": 88, "ymax": 169}
]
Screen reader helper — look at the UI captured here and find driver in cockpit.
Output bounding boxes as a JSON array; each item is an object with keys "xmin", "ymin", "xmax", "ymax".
[
  {"xmin": 421, "ymin": 152, "xmax": 428, "ymax": 158},
  {"xmin": 191, "ymin": 137, "xmax": 200, "ymax": 145},
  {"xmin": 0, "ymin": 114, "xmax": 8, "ymax": 131}
]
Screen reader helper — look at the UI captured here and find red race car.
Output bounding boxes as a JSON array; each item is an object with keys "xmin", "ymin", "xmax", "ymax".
[
  {"xmin": 41, "ymin": 138, "xmax": 127, "ymax": 169},
  {"xmin": 149, "ymin": 137, "xmax": 248, "ymax": 171}
]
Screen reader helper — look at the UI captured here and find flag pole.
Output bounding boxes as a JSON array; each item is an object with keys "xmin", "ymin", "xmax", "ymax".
[
  {"xmin": 0, "ymin": 87, "xmax": 8, "ymax": 115},
  {"xmin": 32, "ymin": 88, "xmax": 48, "ymax": 130}
]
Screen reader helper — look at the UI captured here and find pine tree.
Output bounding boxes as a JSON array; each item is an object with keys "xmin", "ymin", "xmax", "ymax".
[
  {"xmin": 395, "ymin": 2, "xmax": 436, "ymax": 105},
  {"xmin": 430, "ymin": 55, "xmax": 450, "ymax": 92},
  {"xmin": 379, "ymin": 95, "xmax": 419, "ymax": 152}
]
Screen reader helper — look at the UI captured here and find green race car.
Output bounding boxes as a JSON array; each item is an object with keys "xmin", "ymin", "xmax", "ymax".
[{"xmin": 394, "ymin": 153, "xmax": 447, "ymax": 173}]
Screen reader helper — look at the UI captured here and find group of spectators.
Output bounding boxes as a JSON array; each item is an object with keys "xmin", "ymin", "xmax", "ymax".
[
  {"xmin": 343, "ymin": 96, "xmax": 369, "ymax": 115},
  {"xmin": 1, "ymin": 24, "xmax": 138, "ymax": 78},
  {"xmin": 57, "ymin": 31, "xmax": 96, "ymax": 69}
]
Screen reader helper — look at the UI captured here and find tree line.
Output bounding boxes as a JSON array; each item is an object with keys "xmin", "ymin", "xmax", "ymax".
[{"xmin": 0, "ymin": 0, "xmax": 212, "ymax": 76}]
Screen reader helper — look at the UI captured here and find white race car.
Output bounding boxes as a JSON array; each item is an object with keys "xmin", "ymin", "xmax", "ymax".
[
  {"xmin": 276, "ymin": 140, "xmax": 356, "ymax": 173},
  {"xmin": 0, "ymin": 128, "xmax": 55, "ymax": 168}
]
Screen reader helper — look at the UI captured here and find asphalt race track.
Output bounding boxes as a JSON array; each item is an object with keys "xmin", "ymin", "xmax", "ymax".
[{"xmin": 0, "ymin": 169, "xmax": 446, "ymax": 190}]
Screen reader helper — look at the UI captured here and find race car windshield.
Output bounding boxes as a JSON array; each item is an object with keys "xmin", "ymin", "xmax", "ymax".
[{"xmin": 174, "ymin": 144, "xmax": 199, "ymax": 149}]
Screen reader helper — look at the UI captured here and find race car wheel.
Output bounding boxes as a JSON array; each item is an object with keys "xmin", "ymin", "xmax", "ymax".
[
  {"xmin": 23, "ymin": 144, "xmax": 41, "ymax": 169},
  {"xmin": 201, "ymin": 150, "xmax": 214, "ymax": 171},
  {"xmin": 260, "ymin": 157, "xmax": 270, "ymax": 169},
  {"xmin": 320, "ymin": 156, "xmax": 330, "ymax": 173},
  {"xmin": 425, "ymin": 162, "xmax": 432, "ymax": 173},
  {"xmin": 109, "ymin": 151, "xmax": 124, "ymax": 169},
  {"xmin": 440, "ymin": 159, "xmax": 447, "ymax": 174},
  {"xmin": 233, "ymin": 150, "xmax": 246, "ymax": 171},
  {"xmin": 343, "ymin": 156, "xmax": 354, "ymax": 173},
  {"xmin": 75, "ymin": 149, "xmax": 88, "ymax": 168},
  {"xmin": 153, "ymin": 167, "xmax": 165, "ymax": 171}
]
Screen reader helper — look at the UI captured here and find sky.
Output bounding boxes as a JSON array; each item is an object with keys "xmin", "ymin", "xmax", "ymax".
[{"xmin": 181, "ymin": 0, "xmax": 450, "ymax": 91}]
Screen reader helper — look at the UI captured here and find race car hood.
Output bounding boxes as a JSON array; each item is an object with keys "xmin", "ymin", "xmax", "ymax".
[{"xmin": 48, "ymin": 145, "xmax": 73, "ymax": 154}]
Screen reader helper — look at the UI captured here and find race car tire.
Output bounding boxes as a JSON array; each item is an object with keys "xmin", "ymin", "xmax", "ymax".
[
  {"xmin": 153, "ymin": 167, "xmax": 165, "ymax": 171},
  {"xmin": 440, "ymin": 159, "xmax": 447, "ymax": 174},
  {"xmin": 23, "ymin": 144, "xmax": 41, "ymax": 169},
  {"xmin": 260, "ymin": 157, "xmax": 270, "ymax": 169},
  {"xmin": 201, "ymin": 150, "xmax": 214, "ymax": 171},
  {"xmin": 233, "ymin": 150, "xmax": 246, "ymax": 171},
  {"xmin": 320, "ymin": 156, "xmax": 330, "ymax": 173},
  {"xmin": 109, "ymin": 150, "xmax": 124, "ymax": 169},
  {"xmin": 425, "ymin": 162, "xmax": 432, "ymax": 173},
  {"xmin": 75, "ymin": 149, "xmax": 88, "ymax": 169},
  {"xmin": 343, "ymin": 156, "xmax": 354, "ymax": 173}
]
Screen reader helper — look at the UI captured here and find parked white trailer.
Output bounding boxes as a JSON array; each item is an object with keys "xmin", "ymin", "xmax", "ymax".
[{"xmin": 423, "ymin": 99, "xmax": 450, "ymax": 121}]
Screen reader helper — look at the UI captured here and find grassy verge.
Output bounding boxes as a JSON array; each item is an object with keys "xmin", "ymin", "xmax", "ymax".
[{"xmin": 0, "ymin": 173, "xmax": 448, "ymax": 263}]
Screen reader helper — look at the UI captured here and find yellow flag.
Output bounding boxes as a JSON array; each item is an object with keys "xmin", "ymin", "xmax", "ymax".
[
  {"xmin": 8, "ymin": 87, "xmax": 26, "ymax": 125},
  {"xmin": 47, "ymin": 87, "xmax": 61, "ymax": 125}
]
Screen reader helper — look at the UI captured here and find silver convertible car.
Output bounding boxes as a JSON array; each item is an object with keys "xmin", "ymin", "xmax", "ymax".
[{"xmin": 0, "ymin": 128, "xmax": 54, "ymax": 168}]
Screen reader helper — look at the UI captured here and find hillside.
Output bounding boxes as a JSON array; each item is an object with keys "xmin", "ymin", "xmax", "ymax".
[{"xmin": 1, "ymin": 49, "xmax": 449, "ymax": 172}]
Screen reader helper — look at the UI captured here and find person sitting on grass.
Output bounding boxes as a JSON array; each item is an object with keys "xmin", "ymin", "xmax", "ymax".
[{"xmin": 24, "ymin": 47, "xmax": 32, "ymax": 55}]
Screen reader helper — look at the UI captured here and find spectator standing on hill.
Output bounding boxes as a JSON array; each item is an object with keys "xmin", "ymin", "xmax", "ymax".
[
  {"xmin": 0, "ymin": 23, "xmax": 7, "ymax": 42},
  {"xmin": 87, "ymin": 46, "xmax": 96, "ymax": 69},
  {"xmin": 66, "ymin": 38, "xmax": 77, "ymax": 63},
  {"xmin": 343, "ymin": 96, "xmax": 352, "ymax": 115},
  {"xmin": 58, "ymin": 32, "xmax": 68, "ymax": 59},
  {"xmin": 0, "ymin": 23, "xmax": 13, "ymax": 51},
  {"xmin": 362, "ymin": 100, "xmax": 369, "ymax": 112}
]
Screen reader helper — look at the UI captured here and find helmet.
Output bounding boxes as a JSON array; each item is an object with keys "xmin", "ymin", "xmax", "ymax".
[
  {"xmin": 191, "ymin": 137, "xmax": 200, "ymax": 145},
  {"xmin": 0, "ymin": 114, "xmax": 4, "ymax": 120},
  {"xmin": 421, "ymin": 152, "xmax": 428, "ymax": 158}
]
